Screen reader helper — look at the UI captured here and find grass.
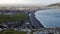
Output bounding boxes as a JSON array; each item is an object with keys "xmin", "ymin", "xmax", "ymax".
[
  {"xmin": 0, "ymin": 29, "xmax": 27, "ymax": 34},
  {"xmin": 0, "ymin": 14, "xmax": 26, "ymax": 23}
]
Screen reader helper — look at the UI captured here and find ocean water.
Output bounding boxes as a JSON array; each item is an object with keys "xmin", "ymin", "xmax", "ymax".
[{"xmin": 35, "ymin": 9, "xmax": 60, "ymax": 28}]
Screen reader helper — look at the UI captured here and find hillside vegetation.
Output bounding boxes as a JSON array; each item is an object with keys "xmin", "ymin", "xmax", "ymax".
[{"xmin": 0, "ymin": 14, "xmax": 26, "ymax": 23}]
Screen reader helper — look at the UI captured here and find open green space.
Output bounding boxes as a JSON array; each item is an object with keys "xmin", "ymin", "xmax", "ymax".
[{"xmin": 0, "ymin": 14, "xmax": 26, "ymax": 23}]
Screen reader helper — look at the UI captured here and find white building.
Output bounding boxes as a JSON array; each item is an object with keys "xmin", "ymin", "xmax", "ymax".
[{"xmin": 32, "ymin": 28, "xmax": 60, "ymax": 34}]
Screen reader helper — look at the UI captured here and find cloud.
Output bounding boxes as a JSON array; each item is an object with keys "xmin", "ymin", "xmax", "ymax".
[{"xmin": 0, "ymin": 0, "xmax": 60, "ymax": 5}]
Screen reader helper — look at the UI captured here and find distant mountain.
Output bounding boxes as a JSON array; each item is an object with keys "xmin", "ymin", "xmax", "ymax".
[{"xmin": 47, "ymin": 2, "xmax": 60, "ymax": 7}]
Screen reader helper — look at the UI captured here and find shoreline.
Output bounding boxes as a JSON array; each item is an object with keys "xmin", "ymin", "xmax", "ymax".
[
  {"xmin": 29, "ymin": 11, "xmax": 44, "ymax": 29},
  {"xmin": 34, "ymin": 11, "xmax": 44, "ymax": 28}
]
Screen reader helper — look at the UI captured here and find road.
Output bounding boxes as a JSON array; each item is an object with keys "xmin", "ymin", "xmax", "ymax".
[{"xmin": 29, "ymin": 11, "xmax": 44, "ymax": 29}]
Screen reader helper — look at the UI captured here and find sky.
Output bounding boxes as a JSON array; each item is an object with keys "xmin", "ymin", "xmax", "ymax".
[{"xmin": 0, "ymin": 0, "xmax": 60, "ymax": 5}]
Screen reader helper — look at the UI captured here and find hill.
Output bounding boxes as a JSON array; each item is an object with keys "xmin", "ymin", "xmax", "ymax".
[{"xmin": 47, "ymin": 2, "xmax": 60, "ymax": 7}]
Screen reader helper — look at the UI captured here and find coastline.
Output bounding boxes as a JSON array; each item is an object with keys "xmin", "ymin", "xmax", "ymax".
[
  {"xmin": 29, "ymin": 11, "xmax": 44, "ymax": 29},
  {"xmin": 34, "ymin": 11, "xmax": 44, "ymax": 28}
]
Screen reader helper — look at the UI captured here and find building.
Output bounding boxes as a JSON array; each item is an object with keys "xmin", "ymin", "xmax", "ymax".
[
  {"xmin": 32, "ymin": 28, "xmax": 60, "ymax": 34},
  {"xmin": 0, "ymin": 10, "xmax": 26, "ymax": 15}
]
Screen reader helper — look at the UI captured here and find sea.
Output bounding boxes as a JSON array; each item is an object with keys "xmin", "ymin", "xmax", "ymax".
[{"xmin": 35, "ymin": 9, "xmax": 60, "ymax": 28}]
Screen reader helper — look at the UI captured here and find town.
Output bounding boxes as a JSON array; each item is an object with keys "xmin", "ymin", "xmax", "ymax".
[{"xmin": 0, "ymin": 2, "xmax": 60, "ymax": 34}]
